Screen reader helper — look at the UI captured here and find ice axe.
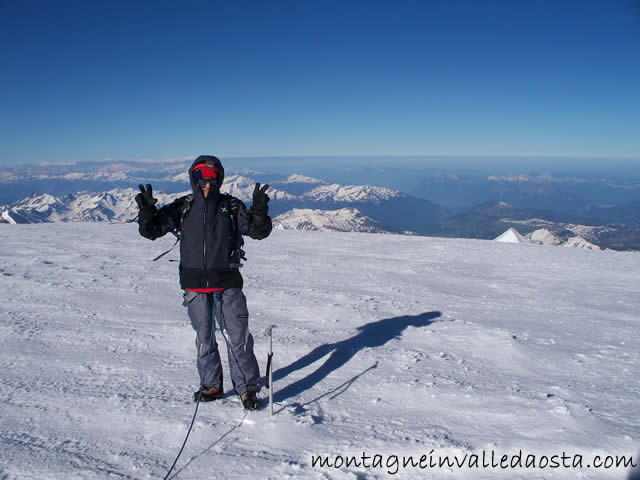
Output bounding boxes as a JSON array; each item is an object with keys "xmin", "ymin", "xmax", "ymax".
[{"xmin": 264, "ymin": 325, "xmax": 277, "ymax": 415}]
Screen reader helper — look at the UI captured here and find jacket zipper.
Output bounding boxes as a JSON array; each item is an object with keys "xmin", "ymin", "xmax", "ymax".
[{"xmin": 203, "ymin": 199, "xmax": 208, "ymax": 288}]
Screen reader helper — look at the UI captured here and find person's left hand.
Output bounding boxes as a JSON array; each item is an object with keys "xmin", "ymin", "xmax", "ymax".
[{"xmin": 252, "ymin": 183, "xmax": 270, "ymax": 215}]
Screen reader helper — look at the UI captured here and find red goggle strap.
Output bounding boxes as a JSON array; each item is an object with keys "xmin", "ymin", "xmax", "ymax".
[{"xmin": 193, "ymin": 163, "xmax": 219, "ymax": 179}]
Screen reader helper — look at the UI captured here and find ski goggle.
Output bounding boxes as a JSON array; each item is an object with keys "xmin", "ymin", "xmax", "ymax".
[{"xmin": 193, "ymin": 163, "xmax": 220, "ymax": 188}]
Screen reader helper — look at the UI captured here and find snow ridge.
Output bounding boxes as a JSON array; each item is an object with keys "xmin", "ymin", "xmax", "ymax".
[
  {"xmin": 4, "ymin": 189, "xmax": 188, "ymax": 223},
  {"xmin": 303, "ymin": 184, "xmax": 400, "ymax": 203},
  {"xmin": 274, "ymin": 207, "xmax": 390, "ymax": 233},
  {"xmin": 275, "ymin": 174, "xmax": 327, "ymax": 185},
  {"xmin": 526, "ymin": 228, "xmax": 601, "ymax": 250},
  {"xmin": 222, "ymin": 175, "xmax": 296, "ymax": 203},
  {"xmin": 1, "ymin": 210, "xmax": 16, "ymax": 224}
]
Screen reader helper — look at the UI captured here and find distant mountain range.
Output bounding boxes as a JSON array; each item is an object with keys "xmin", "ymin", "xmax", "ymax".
[
  {"xmin": 2, "ymin": 166, "xmax": 639, "ymax": 251},
  {"xmin": 1, "ymin": 190, "xmax": 140, "ymax": 223},
  {"xmin": 0, "ymin": 173, "xmax": 444, "ymax": 234},
  {"xmin": 412, "ymin": 172, "xmax": 640, "ymax": 221},
  {"xmin": 428, "ymin": 201, "xmax": 640, "ymax": 251}
]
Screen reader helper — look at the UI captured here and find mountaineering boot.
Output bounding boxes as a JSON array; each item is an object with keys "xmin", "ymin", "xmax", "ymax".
[
  {"xmin": 193, "ymin": 385, "xmax": 224, "ymax": 402},
  {"xmin": 240, "ymin": 390, "xmax": 258, "ymax": 410}
]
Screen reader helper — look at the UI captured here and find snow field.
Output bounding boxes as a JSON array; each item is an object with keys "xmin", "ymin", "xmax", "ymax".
[{"xmin": 0, "ymin": 224, "xmax": 639, "ymax": 479}]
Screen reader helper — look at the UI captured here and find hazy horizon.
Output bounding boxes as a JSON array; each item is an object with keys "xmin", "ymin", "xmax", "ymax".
[
  {"xmin": 2, "ymin": 155, "xmax": 640, "ymax": 207},
  {"xmin": 4, "ymin": 154, "xmax": 640, "ymax": 178}
]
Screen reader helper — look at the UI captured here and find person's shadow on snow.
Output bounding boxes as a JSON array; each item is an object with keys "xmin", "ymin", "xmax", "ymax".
[{"xmin": 272, "ymin": 311, "xmax": 442, "ymax": 403}]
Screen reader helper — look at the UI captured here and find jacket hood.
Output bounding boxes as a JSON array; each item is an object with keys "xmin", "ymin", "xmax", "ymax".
[{"xmin": 189, "ymin": 155, "xmax": 224, "ymax": 196}]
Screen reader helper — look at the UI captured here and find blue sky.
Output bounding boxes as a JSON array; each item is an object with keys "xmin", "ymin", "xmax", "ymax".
[{"xmin": 1, "ymin": 0, "xmax": 639, "ymax": 166}]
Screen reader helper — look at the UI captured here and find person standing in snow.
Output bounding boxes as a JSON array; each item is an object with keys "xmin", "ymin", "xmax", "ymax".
[{"xmin": 135, "ymin": 155, "xmax": 271, "ymax": 410}]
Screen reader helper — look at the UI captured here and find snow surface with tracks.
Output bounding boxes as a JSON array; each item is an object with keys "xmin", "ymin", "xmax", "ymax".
[{"xmin": 1, "ymin": 224, "xmax": 639, "ymax": 479}]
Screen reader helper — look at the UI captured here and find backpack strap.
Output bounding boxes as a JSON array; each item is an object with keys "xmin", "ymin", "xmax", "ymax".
[
  {"xmin": 152, "ymin": 237, "xmax": 180, "ymax": 262},
  {"xmin": 223, "ymin": 194, "xmax": 246, "ymax": 267},
  {"xmin": 227, "ymin": 196, "xmax": 240, "ymax": 236},
  {"xmin": 173, "ymin": 194, "xmax": 193, "ymax": 239}
]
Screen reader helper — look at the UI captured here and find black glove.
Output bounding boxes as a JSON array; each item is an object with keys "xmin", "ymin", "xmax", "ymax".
[
  {"xmin": 135, "ymin": 184, "xmax": 158, "ymax": 210},
  {"xmin": 252, "ymin": 183, "xmax": 270, "ymax": 216}
]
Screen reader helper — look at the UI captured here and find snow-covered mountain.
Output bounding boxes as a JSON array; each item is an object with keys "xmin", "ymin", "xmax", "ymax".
[
  {"xmin": 1, "ymin": 224, "xmax": 638, "ymax": 479},
  {"xmin": 3, "ymin": 189, "xmax": 138, "ymax": 223},
  {"xmin": 274, "ymin": 173, "xmax": 327, "ymax": 185},
  {"xmin": 302, "ymin": 183, "xmax": 399, "ymax": 203},
  {"xmin": 222, "ymin": 175, "xmax": 297, "ymax": 203},
  {"xmin": 0, "ymin": 188, "xmax": 185, "ymax": 223},
  {"xmin": 526, "ymin": 228, "xmax": 601, "ymax": 250},
  {"xmin": 521, "ymin": 223, "xmax": 639, "ymax": 251},
  {"xmin": 288, "ymin": 183, "xmax": 447, "ymax": 234},
  {"xmin": 0, "ymin": 175, "xmax": 297, "ymax": 224},
  {"xmin": 0, "ymin": 160, "xmax": 281, "ymax": 206},
  {"xmin": 0, "ymin": 210, "xmax": 16, "ymax": 224},
  {"xmin": 271, "ymin": 174, "xmax": 328, "ymax": 196},
  {"xmin": 273, "ymin": 207, "xmax": 391, "ymax": 233},
  {"xmin": 271, "ymin": 176, "xmax": 428, "ymax": 209},
  {"xmin": 0, "ymin": 161, "xmax": 171, "ymax": 184}
]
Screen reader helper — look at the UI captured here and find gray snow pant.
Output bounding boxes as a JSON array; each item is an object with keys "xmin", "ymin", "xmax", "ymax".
[{"xmin": 185, "ymin": 288, "xmax": 260, "ymax": 395}]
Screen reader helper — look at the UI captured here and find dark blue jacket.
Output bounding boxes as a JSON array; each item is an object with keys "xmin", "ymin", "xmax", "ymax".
[{"xmin": 138, "ymin": 156, "xmax": 271, "ymax": 289}]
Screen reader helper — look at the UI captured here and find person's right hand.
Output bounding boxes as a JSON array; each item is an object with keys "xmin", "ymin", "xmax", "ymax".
[{"xmin": 135, "ymin": 184, "xmax": 158, "ymax": 210}]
